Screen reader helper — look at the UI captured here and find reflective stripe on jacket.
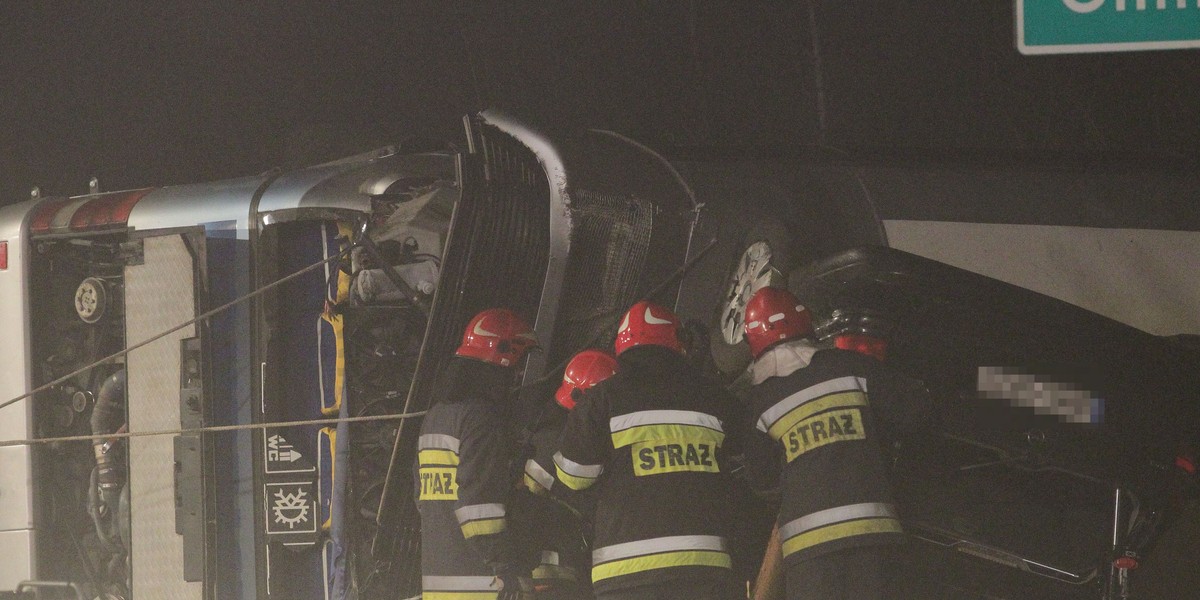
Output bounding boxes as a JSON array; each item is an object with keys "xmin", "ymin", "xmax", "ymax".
[
  {"xmin": 509, "ymin": 410, "xmax": 592, "ymax": 589},
  {"xmin": 556, "ymin": 346, "xmax": 741, "ymax": 592},
  {"xmin": 745, "ymin": 342, "xmax": 906, "ymax": 564},
  {"xmin": 421, "ymin": 575, "xmax": 500, "ymax": 599},
  {"xmin": 414, "ymin": 357, "xmax": 517, "ymax": 588}
]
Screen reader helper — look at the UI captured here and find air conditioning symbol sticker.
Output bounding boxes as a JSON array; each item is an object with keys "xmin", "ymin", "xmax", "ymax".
[
  {"xmin": 265, "ymin": 482, "xmax": 317, "ymax": 535},
  {"xmin": 272, "ymin": 487, "xmax": 311, "ymax": 528}
]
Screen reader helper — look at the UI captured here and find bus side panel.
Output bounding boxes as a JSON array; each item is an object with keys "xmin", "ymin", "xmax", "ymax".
[
  {"xmin": 125, "ymin": 234, "xmax": 203, "ymax": 599},
  {"xmin": 0, "ymin": 201, "xmax": 36, "ymax": 591},
  {"xmin": 206, "ymin": 227, "xmax": 258, "ymax": 600}
]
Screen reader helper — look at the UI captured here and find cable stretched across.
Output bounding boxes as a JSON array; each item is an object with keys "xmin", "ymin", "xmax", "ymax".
[
  {"xmin": 0, "ymin": 410, "xmax": 427, "ymax": 449},
  {"xmin": 0, "ymin": 243, "xmax": 353, "ymax": 413}
]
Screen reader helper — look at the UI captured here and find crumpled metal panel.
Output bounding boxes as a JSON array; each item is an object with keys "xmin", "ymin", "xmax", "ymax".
[
  {"xmin": 376, "ymin": 124, "xmax": 554, "ymax": 596},
  {"xmin": 126, "ymin": 234, "xmax": 203, "ymax": 600}
]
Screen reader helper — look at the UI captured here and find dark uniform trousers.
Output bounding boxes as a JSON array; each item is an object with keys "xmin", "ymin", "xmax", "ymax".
[{"xmin": 785, "ymin": 546, "xmax": 892, "ymax": 600}]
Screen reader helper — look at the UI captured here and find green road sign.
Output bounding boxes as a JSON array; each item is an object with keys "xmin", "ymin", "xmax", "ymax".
[{"xmin": 1017, "ymin": 0, "xmax": 1200, "ymax": 54}]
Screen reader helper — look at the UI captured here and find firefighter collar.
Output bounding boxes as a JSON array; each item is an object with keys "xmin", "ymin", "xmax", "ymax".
[{"xmin": 747, "ymin": 339, "xmax": 823, "ymax": 385}]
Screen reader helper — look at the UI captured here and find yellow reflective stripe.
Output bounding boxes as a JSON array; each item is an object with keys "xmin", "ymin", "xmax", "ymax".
[
  {"xmin": 332, "ymin": 222, "xmax": 353, "ymax": 303},
  {"xmin": 593, "ymin": 534, "xmax": 726, "ymax": 563},
  {"xmin": 455, "ymin": 503, "xmax": 506, "ymax": 524},
  {"xmin": 781, "ymin": 408, "xmax": 865, "ymax": 462},
  {"xmin": 555, "ymin": 464, "xmax": 597, "ymax": 491},
  {"xmin": 319, "ymin": 312, "xmax": 346, "ymax": 415},
  {"xmin": 610, "ymin": 410, "xmax": 723, "ymax": 433},
  {"xmin": 766, "ymin": 391, "xmax": 867, "ymax": 441},
  {"xmin": 631, "ymin": 439, "xmax": 720, "ymax": 476},
  {"xmin": 591, "ymin": 550, "xmax": 731, "ymax": 582},
  {"xmin": 780, "ymin": 517, "xmax": 903, "ymax": 557},
  {"xmin": 523, "ymin": 473, "xmax": 549, "ymax": 495},
  {"xmin": 423, "ymin": 575, "xmax": 496, "ymax": 590},
  {"xmin": 524, "ymin": 459, "xmax": 555, "ymax": 493},
  {"xmin": 419, "ymin": 449, "xmax": 460, "ymax": 466},
  {"xmin": 318, "ymin": 427, "xmax": 336, "ymax": 531},
  {"xmin": 417, "ymin": 467, "xmax": 459, "ymax": 500},
  {"xmin": 610, "ymin": 423, "xmax": 725, "ymax": 449},
  {"xmin": 781, "ymin": 502, "xmax": 898, "ymax": 539},
  {"xmin": 460, "ymin": 517, "xmax": 507, "ymax": 538},
  {"xmin": 422, "ymin": 593, "xmax": 497, "ymax": 600},
  {"xmin": 553, "ymin": 451, "xmax": 601, "ymax": 490},
  {"xmin": 532, "ymin": 564, "xmax": 577, "ymax": 582},
  {"xmin": 758, "ymin": 376, "xmax": 866, "ymax": 431}
]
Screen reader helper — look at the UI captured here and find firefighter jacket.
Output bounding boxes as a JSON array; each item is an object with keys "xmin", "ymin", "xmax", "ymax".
[
  {"xmin": 554, "ymin": 346, "xmax": 741, "ymax": 593},
  {"xmin": 743, "ymin": 339, "xmax": 927, "ymax": 567},
  {"xmin": 509, "ymin": 405, "xmax": 592, "ymax": 593},
  {"xmin": 414, "ymin": 357, "xmax": 519, "ymax": 599}
]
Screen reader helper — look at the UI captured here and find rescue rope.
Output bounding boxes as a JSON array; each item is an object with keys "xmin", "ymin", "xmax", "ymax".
[
  {"xmin": 0, "ymin": 242, "xmax": 354, "ymax": 412},
  {"xmin": 0, "ymin": 410, "xmax": 426, "ymax": 448}
]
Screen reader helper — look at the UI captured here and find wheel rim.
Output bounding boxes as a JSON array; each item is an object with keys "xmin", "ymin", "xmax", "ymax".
[{"xmin": 719, "ymin": 240, "xmax": 777, "ymax": 345}]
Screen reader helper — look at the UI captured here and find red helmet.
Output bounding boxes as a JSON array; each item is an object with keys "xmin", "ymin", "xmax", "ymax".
[
  {"xmin": 824, "ymin": 309, "xmax": 891, "ymax": 361},
  {"xmin": 555, "ymin": 349, "xmax": 618, "ymax": 410},
  {"xmin": 744, "ymin": 287, "xmax": 813, "ymax": 359},
  {"xmin": 835, "ymin": 334, "xmax": 888, "ymax": 361},
  {"xmin": 455, "ymin": 308, "xmax": 539, "ymax": 367},
  {"xmin": 614, "ymin": 300, "xmax": 683, "ymax": 356}
]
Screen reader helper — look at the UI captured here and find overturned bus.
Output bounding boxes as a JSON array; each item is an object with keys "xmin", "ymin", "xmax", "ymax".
[
  {"xmin": 1, "ymin": 108, "xmax": 1198, "ymax": 600},
  {"xmin": 0, "ymin": 110, "xmax": 696, "ymax": 599}
]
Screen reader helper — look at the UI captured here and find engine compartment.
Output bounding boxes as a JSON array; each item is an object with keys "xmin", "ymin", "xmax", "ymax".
[{"xmin": 29, "ymin": 235, "xmax": 135, "ymax": 599}]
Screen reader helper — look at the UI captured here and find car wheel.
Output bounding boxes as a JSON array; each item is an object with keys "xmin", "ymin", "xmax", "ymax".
[{"xmin": 709, "ymin": 222, "xmax": 795, "ymax": 376}]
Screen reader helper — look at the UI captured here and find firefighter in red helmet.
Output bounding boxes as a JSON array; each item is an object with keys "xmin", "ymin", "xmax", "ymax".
[
  {"xmin": 511, "ymin": 349, "xmax": 619, "ymax": 599},
  {"xmin": 741, "ymin": 287, "xmax": 928, "ymax": 600},
  {"xmin": 555, "ymin": 300, "xmax": 744, "ymax": 600},
  {"xmin": 555, "ymin": 349, "xmax": 618, "ymax": 410},
  {"xmin": 414, "ymin": 308, "xmax": 540, "ymax": 600}
]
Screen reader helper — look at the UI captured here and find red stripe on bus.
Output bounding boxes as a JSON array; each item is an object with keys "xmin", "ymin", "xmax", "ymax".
[
  {"xmin": 69, "ymin": 188, "xmax": 154, "ymax": 231},
  {"xmin": 29, "ymin": 198, "xmax": 72, "ymax": 234}
]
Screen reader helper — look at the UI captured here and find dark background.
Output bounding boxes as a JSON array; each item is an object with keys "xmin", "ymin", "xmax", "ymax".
[
  {"xmin": 2, "ymin": 1, "xmax": 1198, "ymax": 205},
  {"xmin": 2, "ymin": 1, "xmax": 1198, "ymax": 596}
]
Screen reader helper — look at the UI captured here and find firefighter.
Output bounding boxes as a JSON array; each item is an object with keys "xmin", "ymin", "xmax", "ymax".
[
  {"xmin": 741, "ymin": 287, "xmax": 924, "ymax": 600},
  {"xmin": 414, "ymin": 308, "xmax": 540, "ymax": 600},
  {"xmin": 511, "ymin": 349, "xmax": 619, "ymax": 599},
  {"xmin": 554, "ymin": 300, "xmax": 743, "ymax": 600}
]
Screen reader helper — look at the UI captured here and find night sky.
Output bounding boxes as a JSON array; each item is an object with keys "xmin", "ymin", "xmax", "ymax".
[
  {"xmin": 2, "ymin": 2, "xmax": 1199, "ymax": 596},
  {"xmin": 2, "ymin": 1, "xmax": 1198, "ymax": 205}
]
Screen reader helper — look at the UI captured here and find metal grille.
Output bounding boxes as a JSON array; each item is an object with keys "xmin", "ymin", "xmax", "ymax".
[
  {"xmin": 375, "ymin": 123, "xmax": 551, "ymax": 595},
  {"xmin": 549, "ymin": 193, "xmax": 654, "ymax": 365},
  {"xmin": 408, "ymin": 125, "xmax": 552, "ymax": 413}
]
